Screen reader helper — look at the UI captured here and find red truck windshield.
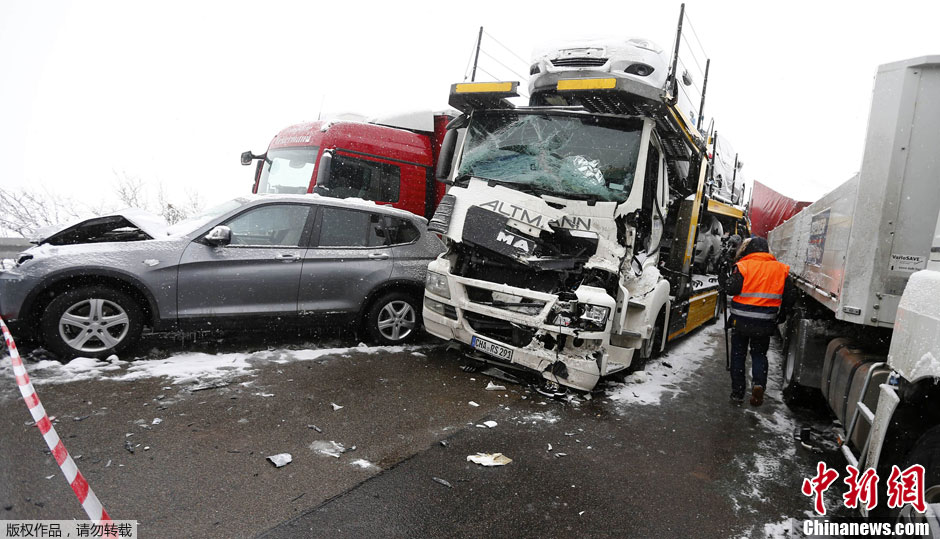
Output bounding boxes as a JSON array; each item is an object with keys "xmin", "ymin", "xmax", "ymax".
[{"xmin": 256, "ymin": 147, "xmax": 319, "ymax": 195}]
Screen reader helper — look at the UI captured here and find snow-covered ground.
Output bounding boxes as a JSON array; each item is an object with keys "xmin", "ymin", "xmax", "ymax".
[
  {"xmin": 606, "ymin": 323, "xmax": 723, "ymax": 406},
  {"xmin": 0, "ymin": 342, "xmax": 428, "ymax": 400}
]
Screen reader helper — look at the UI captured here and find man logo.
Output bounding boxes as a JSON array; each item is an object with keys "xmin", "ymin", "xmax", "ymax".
[{"xmin": 497, "ymin": 230, "xmax": 531, "ymax": 253}]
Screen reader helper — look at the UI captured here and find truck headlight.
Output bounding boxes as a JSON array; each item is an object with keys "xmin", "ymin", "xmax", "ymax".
[
  {"xmin": 579, "ymin": 304, "xmax": 610, "ymax": 328},
  {"xmin": 425, "ymin": 271, "xmax": 451, "ymax": 299}
]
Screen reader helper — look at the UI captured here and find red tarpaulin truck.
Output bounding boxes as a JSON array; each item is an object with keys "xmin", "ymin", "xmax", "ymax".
[
  {"xmin": 749, "ymin": 180, "xmax": 810, "ymax": 238},
  {"xmin": 242, "ymin": 111, "xmax": 455, "ymax": 219}
]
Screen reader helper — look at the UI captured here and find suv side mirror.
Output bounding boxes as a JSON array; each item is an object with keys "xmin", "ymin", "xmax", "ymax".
[
  {"xmin": 315, "ymin": 150, "xmax": 333, "ymax": 191},
  {"xmin": 436, "ymin": 129, "xmax": 458, "ymax": 184},
  {"xmin": 204, "ymin": 225, "xmax": 232, "ymax": 246}
]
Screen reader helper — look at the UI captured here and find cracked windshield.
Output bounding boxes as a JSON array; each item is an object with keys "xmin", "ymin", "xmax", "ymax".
[{"xmin": 457, "ymin": 112, "xmax": 643, "ymax": 202}]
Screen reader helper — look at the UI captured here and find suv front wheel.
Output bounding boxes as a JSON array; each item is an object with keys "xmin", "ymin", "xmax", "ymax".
[{"xmin": 40, "ymin": 286, "xmax": 144, "ymax": 361}]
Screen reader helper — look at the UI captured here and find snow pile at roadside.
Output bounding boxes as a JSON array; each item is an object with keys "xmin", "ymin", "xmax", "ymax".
[
  {"xmin": 606, "ymin": 324, "xmax": 722, "ymax": 406},
  {"xmin": 0, "ymin": 344, "xmax": 427, "ymax": 388}
]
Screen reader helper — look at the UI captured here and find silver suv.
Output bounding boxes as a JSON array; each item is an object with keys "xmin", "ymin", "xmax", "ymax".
[{"xmin": 0, "ymin": 195, "xmax": 444, "ymax": 359}]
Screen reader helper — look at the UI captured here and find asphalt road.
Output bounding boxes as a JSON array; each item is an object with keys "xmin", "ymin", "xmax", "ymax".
[{"xmin": 0, "ymin": 324, "xmax": 846, "ymax": 538}]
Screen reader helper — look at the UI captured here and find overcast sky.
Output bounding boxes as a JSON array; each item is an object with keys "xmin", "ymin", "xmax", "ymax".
[{"xmin": 1, "ymin": 0, "xmax": 937, "ymax": 213}]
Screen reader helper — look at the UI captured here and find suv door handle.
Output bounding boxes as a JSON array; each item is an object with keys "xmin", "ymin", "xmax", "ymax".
[
  {"xmin": 275, "ymin": 253, "xmax": 300, "ymax": 262},
  {"xmin": 367, "ymin": 253, "xmax": 389, "ymax": 260}
]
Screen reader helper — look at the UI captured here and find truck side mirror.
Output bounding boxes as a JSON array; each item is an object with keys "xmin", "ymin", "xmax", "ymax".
[
  {"xmin": 241, "ymin": 151, "xmax": 255, "ymax": 166},
  {"xmin": 436, "ymin": 130, "xmax": 458, "ymax": 184},
  {"xmin": 204, "ymin": 225, "xmax": 232, "ymax": 246},
  {"xmin": 315, "ymin": 150, "xmax": 333, "ymax": 190}
]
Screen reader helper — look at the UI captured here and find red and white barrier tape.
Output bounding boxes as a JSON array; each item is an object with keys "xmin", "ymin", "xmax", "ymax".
[{"xmin": 1, "ymin": 317, "xmax": 112, "ymax": 523}]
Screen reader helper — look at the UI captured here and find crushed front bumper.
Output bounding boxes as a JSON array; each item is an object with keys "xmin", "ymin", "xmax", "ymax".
[{"xmin": 422, "ymin": 265, "xmax": 616, "ymax": 392}]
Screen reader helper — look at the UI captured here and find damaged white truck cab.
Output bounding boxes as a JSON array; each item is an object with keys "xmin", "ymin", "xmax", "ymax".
[{"xmin": 422, "ymin": 44, "xmax": 738, "ymax": 392}]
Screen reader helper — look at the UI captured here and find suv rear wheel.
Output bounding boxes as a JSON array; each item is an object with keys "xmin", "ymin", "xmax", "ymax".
[
  {"xmin": 40, "ymin": 286, "xmax": 144, "ymax": 361},
  {"xmin": 364, "ymin": 291, "xmax": 420, "ymax": 345}
]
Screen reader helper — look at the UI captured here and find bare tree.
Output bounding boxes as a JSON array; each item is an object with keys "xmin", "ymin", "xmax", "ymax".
[
  {"xmin": 0, "ymin": 187, "xmax": 86, "ymax": 237},
  {"xmin": 113, "ymin": 170, "xmax": 149, "ymax": 209},
  {"xmin": 1, "ymin": 174, "xmax": 206, "ymax": 236}
]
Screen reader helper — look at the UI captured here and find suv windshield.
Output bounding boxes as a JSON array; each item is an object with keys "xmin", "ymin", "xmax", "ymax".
[
  {"xmin": 456, "ymin": 112, "xmax": 643, "ymax": 202},
  {"xmin": 257, "ymin": 147, "xmax": 319, "ymax": 195}
]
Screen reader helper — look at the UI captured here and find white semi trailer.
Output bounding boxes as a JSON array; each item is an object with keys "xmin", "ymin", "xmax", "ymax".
[{"xmin": 768, "ymin": 56, "xmax": 940, "ymax": 520}]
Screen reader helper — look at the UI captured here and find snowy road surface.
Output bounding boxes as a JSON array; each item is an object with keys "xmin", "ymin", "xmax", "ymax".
[{"xmin": 0, "ymin": 325, "xmax": 847, "ymax": 538}]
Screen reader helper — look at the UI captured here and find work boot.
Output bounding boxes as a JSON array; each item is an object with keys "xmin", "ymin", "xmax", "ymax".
[{"xmin": 750, "ymin": 385, "xmax": 764, "ymax": 406}]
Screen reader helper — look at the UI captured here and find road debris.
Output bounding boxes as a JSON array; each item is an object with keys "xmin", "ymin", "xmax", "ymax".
[
  {"xmin": 485, "ymin": 382, "xmax": 506, "ymax": 391},
  {"xmin": 267, "ymin": 453, "xmax": 292, "ymax": 468},
  {"xmin": 468, "ymin": 401, "xmax": 480, "ymax": 407},
  {"xmin": 191, "ymin": 382, "xmax": 229, "ymax": 392},
  {"xmin": 311, "ymin": 440, "xmax": 346, "ymax": 458},
  {"xmin": 547, "ymin": 443, "xmax": 552, "ymax": 451},
  {"xmin": 152, "ymin": 418, "xmax": 162, "ymax": 425},
  {"xmin": 467, "ymin": 453, "xmax": 512, "ymax": 466},
  {"xmin": 483, "ymin": 420, "xmax": 497, "ymax": 428},
  {"xmin": 307, "ymin": 424, "xmax": 323, "ymax": 433},
  {"xmin": 439, "ymin": 440, "xmax": 448, "ymax": 448},
  {"xmin": 123, "ymin": 440, "xmax": 135, "ymax": 454},
  {"xmin": 432, "ymin": 477, "xmax": 453, "ymax": 488},
  {"xmin": 350, "ymin": 459, "xmax": 374, "ymax": 469},
  {"xmin": 554, "ymin": 453, "xmax": 568, "ymax": 458},
  {"xmin": 73, "ymin": 415, "xmax": 91, "ymax": 422},
  {"xmin": 331, "ymin": 402, "xmax": 344, "ymax": 411},
  {"xmin": 290, "ymin": 492, "xmax": 306, "ymax": 502},
  {"xmin": 481, "ymin": 367, "xmax": 521, "ymax": 384}
]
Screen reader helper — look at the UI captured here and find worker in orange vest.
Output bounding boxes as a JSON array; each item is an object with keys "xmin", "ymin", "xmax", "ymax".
[{"xmin": 726, "ymin": 236, "xmax": 793, "ymax": 406}]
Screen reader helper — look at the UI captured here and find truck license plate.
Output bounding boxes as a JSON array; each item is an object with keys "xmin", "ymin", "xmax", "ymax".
[{"xmin": 471, "ymin": 336, "xmax": 513, "ymax": 361}]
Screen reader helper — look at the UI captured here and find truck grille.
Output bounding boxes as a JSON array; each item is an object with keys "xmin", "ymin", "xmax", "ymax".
[
  {"xmin": 465, "ymin": 311, "xmax": 534, "ymax": 348},
  {"xmin": 551, "ymin": 57, "xmax": 608, "ymax": 67},
  {"xmin": 465, "ymin": 286, "xmax": 545, "ymax": 315}
]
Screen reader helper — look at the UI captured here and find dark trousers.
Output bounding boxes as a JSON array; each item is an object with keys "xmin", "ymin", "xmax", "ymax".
[{"xmin": 730, "ymin": 331, "xmax": 770, "ymax": 396}]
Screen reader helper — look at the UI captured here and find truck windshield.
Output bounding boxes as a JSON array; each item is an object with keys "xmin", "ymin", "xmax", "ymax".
[
  {"xmin": 456, "ymin": 112, "xmax": 643, "ymax": 202},
  {"xmin": 257, "ymin": 147, "xmax": 319, "ymax": 195}
]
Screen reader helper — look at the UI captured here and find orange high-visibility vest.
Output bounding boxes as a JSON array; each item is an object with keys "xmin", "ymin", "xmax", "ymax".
[{"xmin": 731, "ymin": 252, "xmax": 789, "ymax": 321}]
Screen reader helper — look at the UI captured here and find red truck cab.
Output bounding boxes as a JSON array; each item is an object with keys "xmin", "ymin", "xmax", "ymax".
[{"xmin": 245, "ymin": 111, "xmax": 454, "ymax": 219}]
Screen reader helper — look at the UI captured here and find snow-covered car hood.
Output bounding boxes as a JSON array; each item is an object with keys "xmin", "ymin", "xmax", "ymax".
[{"xmin": 31, "ymin": 209, "xmax": 170, "ymax": 246}]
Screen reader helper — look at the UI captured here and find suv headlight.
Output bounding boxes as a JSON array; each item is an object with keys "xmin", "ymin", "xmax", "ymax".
[
  {"xmin": 425, "ymin": 271, "xmax": 451, "ymax": 299},
  {"xmin": 579, "ymin": 304, "xmax": 610, "ymax": 328}
]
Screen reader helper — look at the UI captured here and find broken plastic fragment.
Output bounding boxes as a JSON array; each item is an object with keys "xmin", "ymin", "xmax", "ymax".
[
  {"xmin": 483, "ymin": 420, "xmax": 497, "ymax": 428},
  {"xmin": 433, "ymin": 477, "xmax": 453, "ymax": 488},
  {"xmin": 547, "ymin": 443, "xmax": 553, "ymax": 451},
  {"xmin": 485, "ymin": 382, "xmax": 507, "ymax": 391},
  {"xmin": 143, "ymin": 259, "xmax": 160, "ymax": 267},
  {"xmin": 267, "ymin": 453, "xmax": 292, "ymax": 468},
  {"xmin": 311, "ymin": 440, "xmax": 346, "ymax": 458},
  {"xmin": 468, "ymin": 401, "xmax": 480, "ymax": 407},
  {"xmin": 467, "ymin": 453, "xmax": 512, "ymax": 466},
  {"xmin": 331, "ymin": 402, "xmax": 343, "ymax": 411},
  {"xmin": 152, "ymin": 418, "xmax": 162, "ymax": 425}
]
